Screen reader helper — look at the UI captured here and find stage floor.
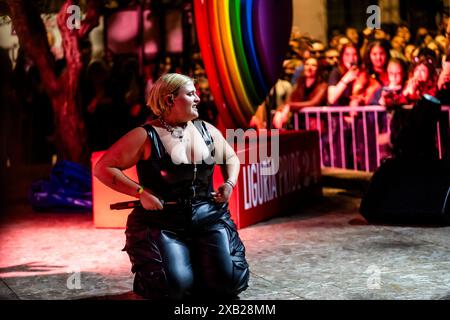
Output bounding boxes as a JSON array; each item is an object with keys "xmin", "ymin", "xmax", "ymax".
[{"xmin": 1, "ymin": 186, "xmax": 450, "ymax": 300}]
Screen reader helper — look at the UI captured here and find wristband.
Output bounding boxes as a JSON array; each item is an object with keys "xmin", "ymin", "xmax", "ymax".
[
  {"xmin": 136, "ymin": 185, "xmax": 144, "ymax": 197},
  {"xmin": 225, "ymin": 179, "xmax": 235, "ymax": 189}
]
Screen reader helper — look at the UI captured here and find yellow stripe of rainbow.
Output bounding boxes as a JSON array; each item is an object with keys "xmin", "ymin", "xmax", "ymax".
[{"xmin": 194, "ymin": 0, "xmax": 292, "ymax": 128}]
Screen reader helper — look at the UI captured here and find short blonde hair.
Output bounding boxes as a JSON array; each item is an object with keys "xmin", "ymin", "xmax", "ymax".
[{"xmin": 146, "ymin": 73, "xmax": 194, "ymax": 117}]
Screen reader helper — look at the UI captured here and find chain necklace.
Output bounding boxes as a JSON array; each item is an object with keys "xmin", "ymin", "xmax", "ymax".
[{"xmin": 159, "ymin": 118, "xmax": 188, "ymax": 141}]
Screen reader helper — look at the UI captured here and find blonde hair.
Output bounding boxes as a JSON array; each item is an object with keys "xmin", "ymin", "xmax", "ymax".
[{"xmin": 146, "ymin": 73, "xmax": 194, "ymax": 117}]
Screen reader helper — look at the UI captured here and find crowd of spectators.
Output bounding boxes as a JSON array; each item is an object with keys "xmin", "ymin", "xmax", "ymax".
[
  {"xmin": 273, "ymin": 23, "xmax": 449, "ymax": 126},
  {"xmin": 2, "ymin": 18, "xmax": 449, "ymax": 170},
  {"xmin": 268, "ymin": 22, "xmax": 450, "ymax": 170}
]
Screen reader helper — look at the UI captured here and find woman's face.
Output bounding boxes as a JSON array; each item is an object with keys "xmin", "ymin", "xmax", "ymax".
[
  {"xmin": 405, "ymin": 45, "xmax": 415, "ymax": 62},
  {"xmin": 170, "ymin": 81, "xmax": 200, "ymax": 121},
  {"xmin": 426, "ymin": 42, "xmax": 440, "ymax": 58},
  {"xmin": 342, "ymin": 46, "xmax": 358, "ymax": 69},
  {"xmin": 391, "ymin": 36, "xmax": 405, "ymax": 52},
  {"xmin": 435, "ymin": 36, "xmax": 448, "ymax": 52},
  {"xmin": 387, "ymin": 62, "xmax": 403, "ymax": 87},
  {"xmin": 304, "ymin": 58, "xmax": 318, "ymax": 78},
  {"xmin": 413, "ymin": 64, "xmax": 429, "ymax": 83},
  {"xmin": 370, "ymin": 45, "xmax": 387, "ymax": 70},
  {"xmin": 397, "ymin": 26, "xmax": 411, "ymax": 43}
]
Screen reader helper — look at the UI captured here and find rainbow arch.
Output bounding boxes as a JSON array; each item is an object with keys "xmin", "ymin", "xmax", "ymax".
[{"xmin": 194, "ymin": 0, "xmax": 293, "ymax": 128}]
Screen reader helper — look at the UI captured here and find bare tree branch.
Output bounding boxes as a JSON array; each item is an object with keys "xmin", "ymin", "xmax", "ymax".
[
  {"xmin": 57, "ymin": 0, "xmax": 82, "ymax": 93},
  {"xmin": 56, "ymin": 0, "xmax": 102, "ymax": 94},
  {"xmin": 6, "ymin": 0, "xmax": 59, "ymax": 95},
  {"xmin": 7, "ymin": 0, "xmax": 100, "ymax": 162},
  {"xmin": 79, "ymin": 0, "xmax": 102, "ymax": 39}
]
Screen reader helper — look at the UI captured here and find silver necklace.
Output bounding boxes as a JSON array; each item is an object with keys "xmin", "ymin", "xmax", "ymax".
[{"xmin": 159, "ymin": 118, "xmax": 187, "ymax": 141}]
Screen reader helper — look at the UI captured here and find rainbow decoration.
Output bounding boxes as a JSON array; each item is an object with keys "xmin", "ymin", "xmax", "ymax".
[{"xmin": 194, "ymin": 0, "xmax": 293, "ymax": 129}]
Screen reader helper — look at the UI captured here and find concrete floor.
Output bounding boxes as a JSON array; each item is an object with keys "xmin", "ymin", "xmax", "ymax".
[{"xmin": 1, "ymin": 183, "xmax": 449, "ymax": 300}]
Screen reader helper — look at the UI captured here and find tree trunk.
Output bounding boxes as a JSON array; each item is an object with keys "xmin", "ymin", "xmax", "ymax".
[
  {"xmin": 7, "ymin": 0, "xmax": 100, "ymax": 164},
  {"xmin": 52, "ymin": 90, "xmax": 88, "ymax": 165}
]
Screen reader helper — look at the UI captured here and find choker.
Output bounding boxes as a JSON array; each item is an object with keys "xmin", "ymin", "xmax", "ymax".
[{"xmin": 159, "ymin": 118, "xmax": 187, "ymax": 141}]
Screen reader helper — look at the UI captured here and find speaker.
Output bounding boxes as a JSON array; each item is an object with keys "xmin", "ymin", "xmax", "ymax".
[
  {"xmin": 360, "ymin": 157, "xmax": 450, "ymax": 225},
  {"xmin": 360, "ymin": 95, "xmax": 450, "ymax": 225}
]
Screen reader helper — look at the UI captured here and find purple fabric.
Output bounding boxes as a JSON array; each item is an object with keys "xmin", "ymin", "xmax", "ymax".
[{"xmin": 252, "ymin": 0, "xmax": 293, "ymax": 89}]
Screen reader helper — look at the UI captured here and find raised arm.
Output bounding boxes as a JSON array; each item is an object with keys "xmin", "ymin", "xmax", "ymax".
[{"xmin": 328, "ymin": 68, "xmax": 359, "ymax": 105}]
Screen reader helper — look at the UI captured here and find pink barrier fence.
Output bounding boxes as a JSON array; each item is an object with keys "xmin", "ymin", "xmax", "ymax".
[{"xmin": 293, "ymin": 105, "xmax": 450, "ymax": 172}]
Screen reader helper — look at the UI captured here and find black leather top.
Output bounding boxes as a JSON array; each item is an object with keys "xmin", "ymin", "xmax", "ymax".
[{"xmin": 136, "ymin": 120, "xmax": 216, "ymax": 202}]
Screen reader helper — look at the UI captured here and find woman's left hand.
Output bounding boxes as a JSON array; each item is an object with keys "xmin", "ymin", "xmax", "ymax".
[
  {"xmin": 272, "ymin": 104, "xmax": 290, "ymax": 129},
  {"xmin": 212, "ymin": 183, "xmax": 233, "ymax": 203}
]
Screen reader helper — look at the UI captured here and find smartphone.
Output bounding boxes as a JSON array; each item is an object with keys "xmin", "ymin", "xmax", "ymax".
[{"xmin": 349, "ymin": 62, "xmax": 358, "ymax": 69}]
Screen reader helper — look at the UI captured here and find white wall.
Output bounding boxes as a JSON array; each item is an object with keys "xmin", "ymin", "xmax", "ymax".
[{"xmin": 292, "ymin": 0, "xmax": 328, "ymax": 43}]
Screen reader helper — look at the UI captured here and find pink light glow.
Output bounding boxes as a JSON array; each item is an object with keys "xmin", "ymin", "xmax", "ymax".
[{"xmin": 106, "ymin": 10, "xmax": 139, "ymax": 54}]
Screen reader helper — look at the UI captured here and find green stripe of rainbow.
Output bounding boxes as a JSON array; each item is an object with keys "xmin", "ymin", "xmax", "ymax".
[{"xmin": 194, "ymin": 0, "xmax": 286, "ymax": 128}]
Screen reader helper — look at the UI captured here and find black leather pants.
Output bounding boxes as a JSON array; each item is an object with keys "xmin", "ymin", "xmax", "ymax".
[{"xmin": 123, "ymin": 199, "xmax": 250, "ymax": 300}]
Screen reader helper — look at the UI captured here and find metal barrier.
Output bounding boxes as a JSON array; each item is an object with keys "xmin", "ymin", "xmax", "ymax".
[{"xmin": 293, "ymin": 105, "xmax": 450, "ymax": 172}]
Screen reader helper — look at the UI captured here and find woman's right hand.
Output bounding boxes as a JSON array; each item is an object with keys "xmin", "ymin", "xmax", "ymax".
[
  {"xmin": 403, "ymin": 78, "xmax": 418, "ymax": 97},
  {"xmin": 139, "ymin": 191, "xmax": 164, "ymax": 211},
  {"xmin": 341, "ymin": 67, "xmax": 359, "ymax": 85},
  {"xmin": 272, "ymin": 104, "xmax": 291, "ymax": 129}
]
